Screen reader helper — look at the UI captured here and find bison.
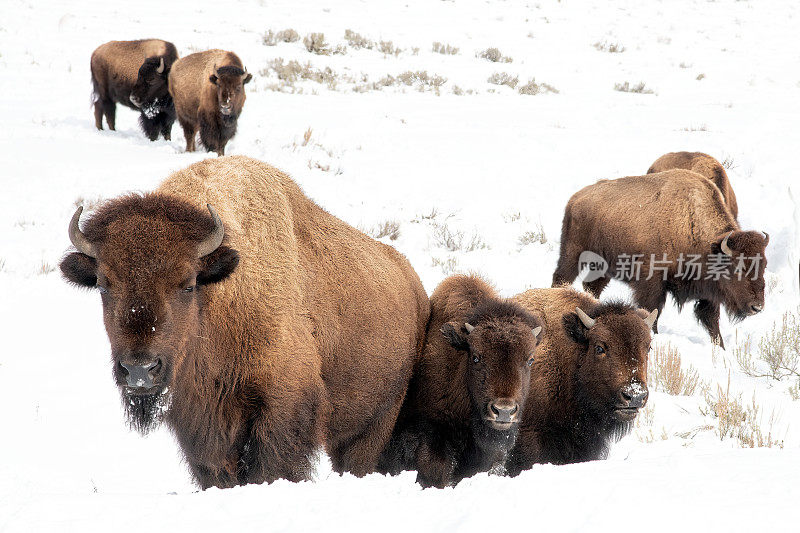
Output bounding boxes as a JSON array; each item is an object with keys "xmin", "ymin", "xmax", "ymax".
[
  {"xmin": 169, "ymin": 50, "xmax": 252, "ymax": 156},
  {"xmin": 648, "ymin": 151, "xmax": 739, "ymax": 219},
  {"xmin": 505, "ymin": 286, "xmax": 655, "ymax": 472},
  {"xmin": 379, "ymin": 275, "xmax": 543, "ymax": 488},
  {"xmin": 59, "ymin": 156, "xmax": 429, "ymax": 488},
  {"xmin": 552, "ymin": 170, "xmax": 769, "ymax": 348},
  {"xmin": 90, "ymin": 39, "xmax": 178, "ymax": 140}
]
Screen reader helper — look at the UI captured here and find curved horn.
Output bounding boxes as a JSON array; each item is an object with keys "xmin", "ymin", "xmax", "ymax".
[
  {"xmin": 68, "ymin": 206, "xmax": 98, "ymax": 258},
  {"xmin": 464, "ymin": 323, "xmax": 475, "ymax": 334},
  {"xmin": 196, "ymin": 204, "xmax": 224, "ymax": 258},
  {"xmin": 721, "ymin": 231, "xmax": 734, "ymax": 256},
  {"xmin": 532, "ymin": 326, "xmax": 542, "ymax": 338},
  {"xmin": 575, "ymin": 307, "xmax": 595, "ymax": 329},
  {"xmin": 762, "ymin": 231, "xmax": 769, "ymax": 245},
  {"xmin": 156, "ymin": 56, "xmax": 165, "ymax": 74},
  {"xmin": 643, "ymin": 309, "xmax": 658, "ymax": 329}
]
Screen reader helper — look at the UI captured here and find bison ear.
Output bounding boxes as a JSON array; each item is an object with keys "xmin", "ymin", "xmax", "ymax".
[
  {"xmin": 441, "ymin": 321, "xmax": 470, "ymax": 351},
  {"xmin": 562, "ymin": 312, "xmax": 589, "ymax": 346},
  {"xmin": 243, "ymin": 72, "xmax": 253, "ymax": 84},
  {"xmin": 197, "ymin": 245, "xmax": 239, "ymax": 285},
  {"xmin": 209, "ymin": 74, "xmax": 219, "ymax": 86},
  {"xmin": 60, "ymin": 252, "xmax": 98, "ymax": 288}
]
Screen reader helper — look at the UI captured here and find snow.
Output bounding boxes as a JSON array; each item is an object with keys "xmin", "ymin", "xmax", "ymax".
[{"xmin": 0, "ymin": 0, "xmax": 798, "ymax": 530}]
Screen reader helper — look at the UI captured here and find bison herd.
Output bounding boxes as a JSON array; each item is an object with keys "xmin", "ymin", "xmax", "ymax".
[
  {"xmin": 67, "ymin": 39, "xmax": 771, "ymax": 490},
  {"xmin": 91, "ymin": 39, "xmax": 251, "ymax": 155}
]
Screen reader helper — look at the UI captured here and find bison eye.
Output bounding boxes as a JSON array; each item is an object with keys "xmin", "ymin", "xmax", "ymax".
[
  {"xmin": 594, "ymin": 345, "xmax": 605, "ymax": 355},
  {"xmin": 472, "ymin": 355, "xmax": 479, "ymax": 364},
  {"xmin": 182, "ymin": 286, "xmax": 196, "ymax": 293},
  {"xmin": 526, "ymin": 356, "xmax": 534, "ymax": 367},
  {"xmin": 97, "ymin": 285, "xmax": 108, "ymax": 294}
]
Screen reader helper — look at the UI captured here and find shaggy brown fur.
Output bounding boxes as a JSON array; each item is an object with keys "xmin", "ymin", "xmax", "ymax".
[
  {"xmin": 90, "ymin": 39, "xmax": 178, "ymax": 140},
  {"xmin": 60, "ymin": 156, "xmax": 429, "ymax": 489},
  {"xmin": 169, "ymin": 50, "xmax": 252, "ymax": 156},
  {"xmin": 552, "ymin": 170, "xmax": 769, "ymax": 347},
  {"xmin": 505, "ymin": 287, "xmax": 652, "ymax": 472},
  {"xmin": 379, "ymin": 275, "xmax": 543, "ymax": 488},
  {"xmin": 648, "ymin": 151, "xmax": 739, "ymax": 219}
]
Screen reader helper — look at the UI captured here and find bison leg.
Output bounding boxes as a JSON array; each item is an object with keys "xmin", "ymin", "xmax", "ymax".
[
  {"xmin": 694, "ymin": 299, "xmax": 724, "ymax": 349},
  {"xmin": 552, "ymin": 243, "xmax": 582, "ymax": 287},
  {"xmin": 93, "ymin": 101, "xmax": 104, "ymax": 130},
  {"xmin": 179, "ymin": 119, "xmax": 197, "ymax": 152},
  {"xmin": 583, "ymin": 276, "xmax": 610, "ymax": 298},
  {"xmin": 102, "ymin": 100, "xmax": 116, "ymax": 131},
  {"xmin": 160, "ymin": 116, "xmax": 173, "ymax": 141},
  {"xmin": 633, "ymin": 283, "xmax": 667, "ymax": 334},
  {"xmin": 415, "ymin": 436, "xmax": 456, "ymax": 489}
]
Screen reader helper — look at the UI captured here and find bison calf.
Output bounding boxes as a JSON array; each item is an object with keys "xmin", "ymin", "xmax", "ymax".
[
  {"xmin": 380, "ymin": 275, "xmax": 543, "ymax": 488},
  {"xmin": 648, "ymin": 151, "xmax": 739, "ymax": 219},
  {"xmin": 90, "ymin": 39, "xmax": 178, "ymax": 140},
  {"xmin": 552, "ymin": 170, "xmax": 768, "ymax": 347},
  {"xmin": 506, "ymin": 287, "xmax": 655, "ymax": 472},
  {"xmin": 169, "ymin": 50, "xmax": 252, "ymax": 156}
]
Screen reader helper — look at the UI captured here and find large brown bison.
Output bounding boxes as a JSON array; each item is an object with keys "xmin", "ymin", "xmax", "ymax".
[
  {"xmin": 505, "ymin": 287, "xmax": 655, "ymax": 472},
  {"xmin": 379, "ymin": 275, "xmax": 543, "ymax": 488},
  {"xmin": 648, "ymin": 151, "xmax": 739, "ymax": 219},
  {"xmin": 90, "ymin": 39, "xmax": 178, "ymax": 141},
  {"xmin": 59, "ymin": 156, "xmax": 429, "ymax": 488},
  {"xmin": 169, "ymin": 50, "xmax": 252, "ymax": 156},
  {"xmin": 552, "ymin": 170, "xmax": 769, "ymax": 348}
]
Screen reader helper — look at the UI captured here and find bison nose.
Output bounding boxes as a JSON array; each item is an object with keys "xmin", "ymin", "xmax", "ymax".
[
  {"xmin": 619, "ymin": 383, "xmax": 648, "ymax": 409},
  {"xmin": 119, "ymin": 359, "xmax": 162, "ymax": 389},
  {"xmin": 489, "ymin": 399, "xmax": 519, "ymax": 424},
  {"xmin": 749, "ymin": 302, "xmax": 763, "ymax": 314}
]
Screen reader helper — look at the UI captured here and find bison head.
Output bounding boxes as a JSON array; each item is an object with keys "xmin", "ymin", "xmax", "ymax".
[
  {"xmin": 713, "ymin": 230, "xmax": 769, "ymax": 321},
  {"xmin": 209, "ymin": 65, "xmax": 252, "ymax": 122},
  {"xmin": 130, "ymin": 56, "xmax": 171, "ymax": 111},
  {"xmin": 59, "ymin": 195, "xmax": 239, "ymax": 433},
  {"xmin": 563, "ymin": 303, "xmax": 655, "ymax": 424},
  {"xmin": 441, "ymin": 301, "xmax": 543, "ymax": 438}
]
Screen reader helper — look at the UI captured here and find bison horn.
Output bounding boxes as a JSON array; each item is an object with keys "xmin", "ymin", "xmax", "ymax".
[
  {"xmin": 196, "ymin": 204, "xmax": 225, "ymax": 258},
  {"xmin": 575, "ymin": 307, "xmax": 595, "ymax": 329},
  {"xmin": 643, "ymin": 309, "xmax": 658, "ymax": 329},
  {"xmin": 532, "ymin": 326, "xmax": 542, "ymax": 338},
  {"xmin": 68, "ymin": 206, "xmax": 98, "ymax": 259},
  {"xmin": 762, "ymin": 231, "xmax": 770, "ymax": 245},
  {"xmin": 721, "ymin": 231, "xmax": 735, "ymax": 256},
  {"xmin": 156, "ymin": 57, "xmax": 165, "ymax": 74},
  {"xmin": 464, "ymin": 323, "xmax": 475, "ymax": 334}
]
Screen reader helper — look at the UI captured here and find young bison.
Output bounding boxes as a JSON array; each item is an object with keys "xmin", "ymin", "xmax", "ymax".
[
  {"xmin": 380, "ymin": 275, "xmax": 543, "ymax": 488},
  {"xmin": 169, "ymin": 49, "xmax": 252, "ymax": 156},
  {"xmin": 552, "ymin": 170, "xmax": 768, "ymax": 348},
  {"xmin": 505, "ymin": 287, "xmax": 655, "ymax": 472},
  {"xmin": 59, "ymin": 156, "xmax": 429, "ymax": 488},
  {"xmin": 648, "ymin": 151, "xmax": 739, "ymax": 219},
  {"xmin": 90, "ymin": 39, "xmax": 178, "ymax": 140}
]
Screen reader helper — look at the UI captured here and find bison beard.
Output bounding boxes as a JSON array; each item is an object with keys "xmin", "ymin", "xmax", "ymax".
[
  {"xmin": 138, "ymin": 95, "xmax": 176, "ymax": 142},
  {"xmin": 122, "ymin": 389, "xmax": 170, "ymax": 435}
]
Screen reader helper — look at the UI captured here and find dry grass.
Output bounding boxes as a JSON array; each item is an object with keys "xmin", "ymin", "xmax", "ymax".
[
  {"xmin": 518, "ymin": 223, "xmax": 547, "ymax": 246},
  {"xmin": 431, "ymin": 256, "xmax": 459, "ymax": 275},
  {"xmin": 301, "ymin": 127, "xmax": 313, "ymax": 147},
  {"xmin": 487, "ymin": 72, "xmax": 518, "ymax": 89},
  {"xmin": 736, "ymin": 310, "xmax": 800, "ymax": 385},
  {"xmin": 432, "ymin": 42, "xmax": 459, "ymax": 55},
  {"xmin": 478, "ymin": 47, "xmax": 512, "ymax": 63},
  {"xmin": 370, "ymin": 220, "xmax": 401, "ymax": 241},
  {"xmin": 262, "ymin": 28, "xmax": 299, "ymax": 46},
  {"xmin": 518, "ymin": 78, "xmax": 559, "ymax": 95},
  {"xmin": 593, "ymin": 40, "xmax": 626, "ymax": 53},
  {"xmin": 432, "ymin": 222, "xmax": 487, "ymax": 252},
  {"xmin": 344, "ymin": 29, "xmax": 374, "ymax": 49},
  {"xmin": 680, "ymin": 124, "xmax": 709, "ymax": 132},
  {"xmin": 702, "ymin": 373, "xmax": 783, "ymax": 448},
  {"xmin": 38, "ymin": 260, "xmax": 55, "ymax": 275},
  {"xmin": 303, "ymin": 33, "xmax": 329, "ymax": 55},
  {"xmin": 648, "ymin": 342, "xmax": 702, "ymax": 396},
  {"xmin": 262, "ymin": 58, "xmax": 338, "ymax": 90},
  {"xmin": 614, "ymin": 81, "xmax": 655, "ymax": 94}
]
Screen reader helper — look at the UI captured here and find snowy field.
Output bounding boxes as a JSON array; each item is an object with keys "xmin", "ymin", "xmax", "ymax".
[{"xmin": 1, "ymin": 0, "xmax": 799, "ymax": 530}]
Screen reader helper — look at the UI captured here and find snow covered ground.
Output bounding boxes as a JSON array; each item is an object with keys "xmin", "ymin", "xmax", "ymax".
[{"xmin": 1, "ymin": 0, "xmax": 798, "ymax": 530}]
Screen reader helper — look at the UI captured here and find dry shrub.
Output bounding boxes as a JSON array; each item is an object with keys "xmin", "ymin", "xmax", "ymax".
[
  {"xmin": 488, "ymin": 72, "xmax": 518, "ymax": 89},
  {"xmin": 518, "ymin": 78, "xmax": 558, "ymax": 95},
  {"xmin": 344, "ymin": 29, "xmax": 374, "ymax": 49},
  {"xmin": 518, "ymin": 224, "xmax": 547, "ymax": 246},
  {"xmin": 431, "ymin": 256, "xmax": 459, "ymax": 275},
  {"xmin": 478, "ymin": 47, "xmax": 512, "ymax": 63},
  {"xmin": 371, "ymin": 220, "xmax": 401, "ymax": 241},
  {"xmin": 432, "ymin": 222, "xmax": 487, "ymax": 252},
  {"xmin": 736, "ymin": 310, "xmax": 800, "ymax": 396},
  {"xmin": 593, "ymin": 40, "xmax": 626, "ymax": 53},
  {"xmin": 379, "ymin": 40, "xmax": 401, "ymax": 56},
  {"xmin": 702, "ymin": 373, "xmax": 783, "ymax": 448},
  {"xmin": 263, "ymin": 59, "xmax": 338, "ymax": 89},
  {"xmin": 614, "ymin": 81, "xmax": 654, "ymax": 94},
  {"xmin": 303, "ymin": 33, "xmax": 329, "ymax": 55},
  {"xmin": 648, "ymin": 342, "xmax": 701, "ymax": 396},
  {"xmin": 432, "ymin": 42, "xmax": 459, "ymax": 55},
  {"xmin": 263, "ymin": 29, "xmax": 299, "ymax": 46}
]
